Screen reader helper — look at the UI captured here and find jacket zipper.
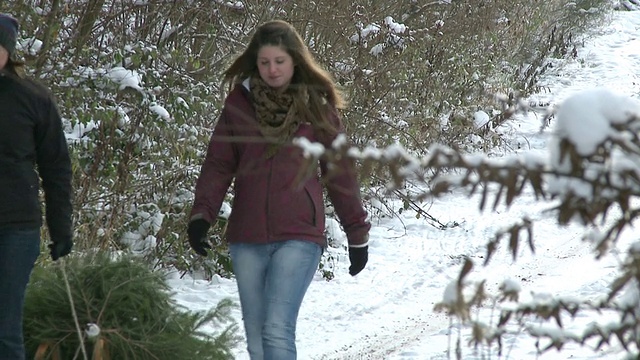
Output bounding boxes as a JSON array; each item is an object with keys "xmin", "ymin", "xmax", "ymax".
[
  {"xmin": 266, "ymin": 155, "xmax": 273, "ymax": 240},
  {"xmin": 304, "ymin": 187, "xmax": 317, "ymax": 226}
]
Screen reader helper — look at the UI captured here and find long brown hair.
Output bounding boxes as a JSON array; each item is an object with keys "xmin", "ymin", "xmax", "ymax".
[{"xmin": 223, "ymin": 20, "xmax": 345, "ymax": 135}]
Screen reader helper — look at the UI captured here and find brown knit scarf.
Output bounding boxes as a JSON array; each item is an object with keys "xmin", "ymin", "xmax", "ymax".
[{"xmin": 250, "ymin": 76, "xmax": 307, "ymax": 158}]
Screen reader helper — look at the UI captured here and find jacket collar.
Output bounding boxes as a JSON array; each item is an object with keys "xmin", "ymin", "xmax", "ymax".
[{"xmin": 242, "ymin": 77, "xmax": 251, "ymax": 91}]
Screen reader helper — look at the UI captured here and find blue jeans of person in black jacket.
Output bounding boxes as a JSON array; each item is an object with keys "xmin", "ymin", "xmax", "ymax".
[{"xmin": 0, "ymin": 228, "xmax": 40, "ymax": 360}]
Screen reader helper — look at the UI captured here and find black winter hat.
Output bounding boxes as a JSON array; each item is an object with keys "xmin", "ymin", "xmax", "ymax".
[{"xmin": 0, "ymin": 13, "xmax": 19, "ymax": 57}]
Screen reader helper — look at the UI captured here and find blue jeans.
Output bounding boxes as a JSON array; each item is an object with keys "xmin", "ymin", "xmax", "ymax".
[
  {"xmin": 0, "ymin": 228, "xmax": 40, "ymax": 360},
  {"xmin": 229, "ymin": 240, "xmax": 322, "ymax": 360}
]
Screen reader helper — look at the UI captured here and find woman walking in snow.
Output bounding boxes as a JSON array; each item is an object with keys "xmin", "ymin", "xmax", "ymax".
[
  {"xmin": 0, "ymin": 13, "xmax": 73, "ymax": 360},
  {"xmin": 187, "ymin": 19, "xmax": 370, "ymax": 360}
]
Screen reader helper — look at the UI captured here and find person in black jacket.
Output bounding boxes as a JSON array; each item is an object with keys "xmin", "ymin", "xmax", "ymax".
[{"xmin": 0, "ymin": 13, "xmax": 73, "ymax": 360}]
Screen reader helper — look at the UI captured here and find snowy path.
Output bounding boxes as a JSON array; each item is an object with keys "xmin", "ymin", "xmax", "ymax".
[{"xmin": 169, "ymin": 8, "xmax": 640, "ymax": 360}]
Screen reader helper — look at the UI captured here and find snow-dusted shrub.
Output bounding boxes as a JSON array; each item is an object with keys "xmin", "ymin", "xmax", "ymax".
[
  {"xmin": 0, "ymin": 0, "xmax": 610, "ymax": 279},
  {"xmin": 430, "ymin": 89, "xmax": 640, "ymax": 358},
  {"xmin": 298, "ymin": 88, "xmax": 640, "ymax": 357}
]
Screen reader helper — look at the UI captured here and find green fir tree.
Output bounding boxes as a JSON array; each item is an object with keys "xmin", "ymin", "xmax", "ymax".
[{"xmin": 24, "ymin": 251, "xmax": 239, "ymax": 360}]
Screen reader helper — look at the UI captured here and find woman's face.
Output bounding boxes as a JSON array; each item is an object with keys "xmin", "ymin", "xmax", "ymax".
[
  {"xmin": 257, "ymin": 45, "xmax": 294, "ymax": 91},
  {"xmin": 0, "ymin": 45, "xmax": 8, "ymax": 70}
]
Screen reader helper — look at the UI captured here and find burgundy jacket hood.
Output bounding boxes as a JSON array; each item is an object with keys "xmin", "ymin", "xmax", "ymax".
[{"xmin": 190, "ymin": 83, "xmax": 370, "ymax": 247}]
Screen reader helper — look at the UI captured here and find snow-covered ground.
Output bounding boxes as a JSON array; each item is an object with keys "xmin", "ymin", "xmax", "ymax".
[{"xmin": 167, "ymin": 8, "xmax": 640, "ymax": 359}]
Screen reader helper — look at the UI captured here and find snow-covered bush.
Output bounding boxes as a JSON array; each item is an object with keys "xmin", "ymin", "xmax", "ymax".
[
  {"xmin": 429, "ymin": 89, "xmax": 640, "ymax": 358},
  {"xmin": 0, "ymin": 0, "xmax": 610, "ymax": 279},
  {"xmin": 613, "ymin": 0, "xmax": 640, "ymax": 11},
  {"xmin": 302, "ymin": 89, "xmax": 640, "ymax": 358}
]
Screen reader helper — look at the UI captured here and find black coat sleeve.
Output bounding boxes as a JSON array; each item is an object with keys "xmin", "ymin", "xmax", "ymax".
[{"xmin": 35, "ymin": 94, "xmax": 73, "ymax": 243}]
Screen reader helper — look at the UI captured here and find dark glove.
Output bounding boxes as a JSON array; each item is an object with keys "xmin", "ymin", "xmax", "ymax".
[
  {"xmin": 348, "ymin": 246, "xmax": 368, "ymax": 276},
  {"xmin": 187, "ymin": 219, "xmax": 211, "ymax": 256},
  {"xmin": 49, "ymin": 238, "xmax": 73, "ymax": 261}
]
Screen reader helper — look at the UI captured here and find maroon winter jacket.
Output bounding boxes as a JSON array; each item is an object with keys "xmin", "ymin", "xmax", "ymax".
[{"xmin": 190, "ymin": 83, "xmax": 370, "ymax": 248}]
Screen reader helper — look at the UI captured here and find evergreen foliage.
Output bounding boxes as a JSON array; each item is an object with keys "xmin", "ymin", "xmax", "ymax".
[{"xmin": 24, "ymin": 252, "xmax": 239, "ymax": 360}]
